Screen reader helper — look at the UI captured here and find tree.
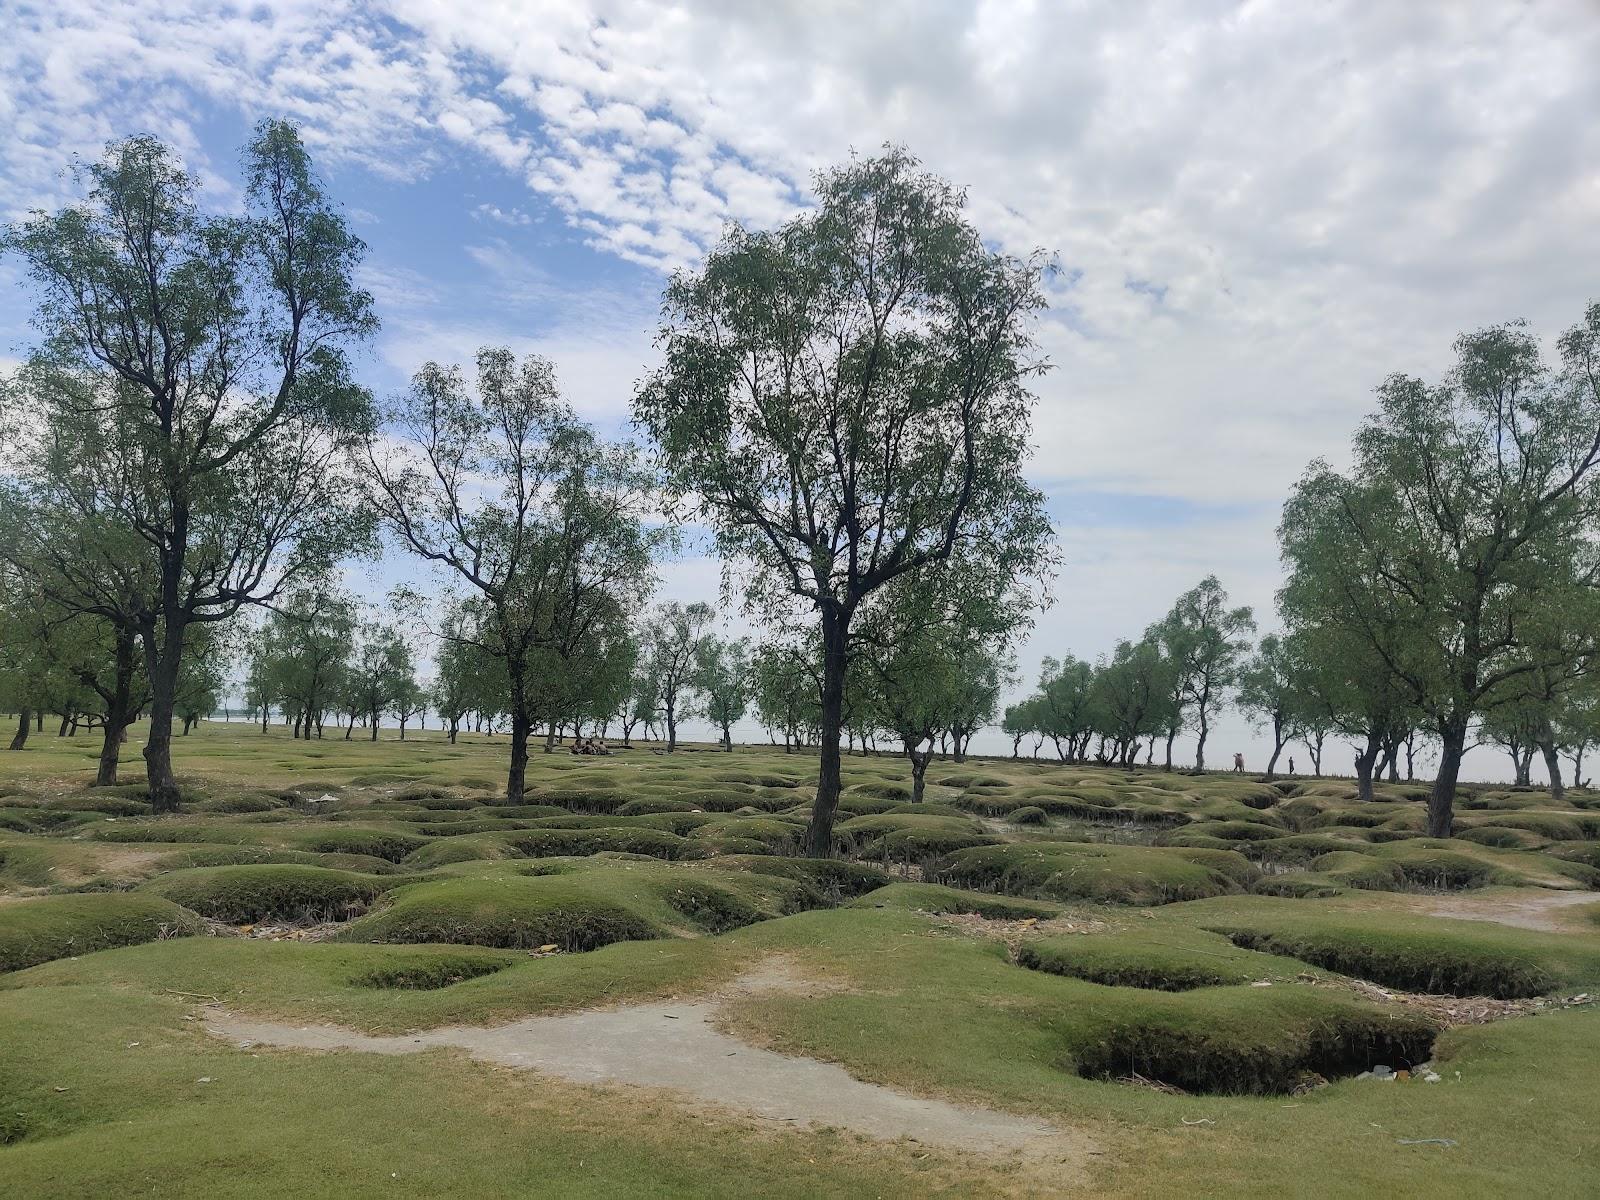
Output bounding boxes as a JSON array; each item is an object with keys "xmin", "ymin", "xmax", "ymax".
[
  {"xmin": 693, "ymin": 634, "xmax": 752, "ymax": 752},
  {"xmin": 1036, "ymin": 655, "xmax": 1096, "ymax": 762},
  {"xmin": 253, "ymin": 588, "xmax": 355, "ymax": 739},
  {"xmin": 1088, "ymin": 637, "xmax": 1175, "ymax": 767},
  {"xmin": 1001, "ymin": 698, "xmax": 1037, "ymax": 758},
  {"xmin": 361, "ymin": 349, "xmax": 658, "ymax": 799},
  {"xmin": 750, "ymin": 641, "xmax": 818, "ymax": 752},
  {"xmin": 641, "ymin": 602, "xmax": 713, "ymax": 752},
  {"xmin": 1154, "ymin": 577, "xmax": 1255, "ymax": 772},
  {"xmin": 386, "ymin": 646, "xmax": 425, "ymax": 741},
  {"xmin": 2, "ymin": 122, "xmax": 377, "ymax": 811},
  {"xmin": 1235, "ymin": 633, "xmax": 1306, "ymax": 780},
  {"xmin": 636, "ymin": 148, "xmax": 1055, "ymax": 855},
  {"xmin": 342, "ymin": 622, "xmax": 408, "ymax": 741},
  {"xmin": 1280, "ymin": 307, "xmax": 1600, "ymax": 834}
]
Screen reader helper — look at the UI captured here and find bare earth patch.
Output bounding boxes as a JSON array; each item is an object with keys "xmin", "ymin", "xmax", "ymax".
[
  {"xmin": 1420, "ymin": 889, "xmax": 1600, "ymax": 932},
  {"xmin": 205, "ymin": 958, "xmax": 1090, "ymax": 1164}
]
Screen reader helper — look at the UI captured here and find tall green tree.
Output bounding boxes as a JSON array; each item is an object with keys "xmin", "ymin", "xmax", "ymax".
[
  {"xmin": 1153, "ymin": 577, "xmax": 1255, "ymax": 772},
  {"xmin": 361, "ymin": 349, "xmax": 658, "ymax": 799},
  {"xmin": 640, "ymin": 602, "xmax": 713, "ymax": 752},
  {"xmin": 693, "ymin": 634, "xmax": 752, "ymax": 752},
  {"xmin": 1235, "ymin": 633, "xmax": 1306, "ymax": 780},
  {"xmin": 636, "ymin": 148, "xmax": 1055, "ymax": 855},
  {"xmin": 2, "ymin": 122, "xmax": 376, "ymax": 810},
  {"xmin": 1281, "ymin": 306, "xmax": 1600, "ymax": 834}
]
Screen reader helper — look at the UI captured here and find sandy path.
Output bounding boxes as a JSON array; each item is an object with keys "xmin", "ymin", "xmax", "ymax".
[
  {"xmin": 205, "ymin": 961, "xmax": 1080, "ymax": 1158},
  {"xmin": 1423, "ymin": 889, "xmax": 1600, "ymax": 932}
]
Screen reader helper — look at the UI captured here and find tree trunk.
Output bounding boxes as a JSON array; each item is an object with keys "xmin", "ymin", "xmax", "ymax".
[
  {"xmin": 1163, "ymin": 724, "xmax": 1177, "ymax": 771},
  {"xmin": 1428, "ymin": 721, "xmax": 1466, "ymax": 838},
  {"xmin": 506, "ymin": 671, "xmax": 531, "ymax": 802},
  {"xmin": 140, "ymin": 613, "xmax": 186, "ymax": 814},
  {"xmin": 721, "ymin": 720, "xmax": 732, "ymax": 752},
  {"xmin": 1542, "ymin": 741, "xmax": 1565, "ymax": 804},
  {"xmin": 1264, "ymin": 715, "xmax": 1285, "ymax": 781},
  {"xmin": 449, "ymin": 716, "xmax": 459, "ymax": 745},
  {"xmin": 803, "ymin": 605, "xmax": 848, "ymax": 858},
  {"xmin": 1354, "ymin": 732, "xmax": 1381, "ymax": 802},
  {"xmin": 56, "ymin": 712, "xmax": 70, "ymax": 737},
  {"xmin": 666, "ymin": 699, "xmax": 678, "ymax": 752},
  {"xmin": 9, "ymin": 707, "xmax": 31, "ymax": 751},
  {"xmin": 1194, "ymin": 706, "xmax": 1209, "ymax": 772},
  {"xmin": 908, "ymin": 744, "xmax": 930, "ymax": 804}
]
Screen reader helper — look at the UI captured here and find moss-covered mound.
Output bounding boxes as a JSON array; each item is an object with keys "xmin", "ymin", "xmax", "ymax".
[
  {"xmin": 1018, "ymin": 929, "xmax": 1307, "ymax": 991},
  {"xmin": 0, "ymin": 893, "xmax": 201, "ymax": 973},
  {"xmin": 937, "ymin": 842, "xmax": 1258, "ymax": 905},
  {"xmin": 1069, "ymin": 987, "xmax": 1438, "ymax": 1095},
  {"xmin": 846, "ymin": 881, "xmax": 1062, "ymax": 919},
  {"xmin": 1203, "ymin": 910, "xmax": 1600, "ymax": 998},
  {"xmin": 142, "ymin": 865, "xmax": 394, "ymax": 923},
  {"xmin": 338, "ymin": 861, "xmax": 811, "ymax": 952}
]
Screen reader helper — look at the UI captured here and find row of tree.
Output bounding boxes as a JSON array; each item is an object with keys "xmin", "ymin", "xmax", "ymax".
[{"xmin": 2, "ymin": 119, "xmax": 1596, "ymax": 852}]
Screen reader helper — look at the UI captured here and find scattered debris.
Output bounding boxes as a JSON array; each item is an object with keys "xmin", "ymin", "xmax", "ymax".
[
  {"xmin": 1303, "ymin": 974, "xmax": 1593, "ymax": 1028},
  {"xmin": 1397, "ymin": 1138, "xmax": 1457, "ymax": 1148},
  {"xmin": 1117, "ymin": 1072, "xmax": 1186, "ymax": 1095},
  {"xmin": 1179, "ymin": 1117, "xmax": 1214, "ymax": 1127}
]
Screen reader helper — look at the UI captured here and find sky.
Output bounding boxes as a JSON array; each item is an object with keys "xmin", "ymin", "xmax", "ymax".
[{"xmin": 2, "ymin": 1, "xmax": 1598, "ymax": 778}]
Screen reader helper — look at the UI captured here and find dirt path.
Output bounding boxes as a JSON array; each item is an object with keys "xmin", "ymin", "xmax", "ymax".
[
  {"xmin": 205, "ymin": 960, "xmax": 1086, "ymax": 1160},
  {"xmin": 1422, "ymin": 889, "xmax": 1600, "ymax": 932}
]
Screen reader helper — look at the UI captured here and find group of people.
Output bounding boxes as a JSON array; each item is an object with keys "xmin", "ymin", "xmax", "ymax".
[{"xmin": 570, "ymin": 737, "xmax": 612, "ymax": 756}]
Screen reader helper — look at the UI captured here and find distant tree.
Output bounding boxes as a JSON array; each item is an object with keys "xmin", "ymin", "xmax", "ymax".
[
  {"xmin": 2, "ymin": 122, "xmax": 377, "ymax": 811},
  {"xmin": 693, "ymin": 634, "xmax": 752, "ymax": 752},
  {"xmin": 175, "ymin": 627, "xmax": 229, "ymax": 735},
  {"xmin": 387, "ymin": 647, "xmax": 426, "ymax": 741},
  {"xmin": 1036, "ymin": 655, "xmax": 1096, "ymax": 762},
  {"xmin": 636, "ymin": 148, "xmax": 1056, "ymax": 855},
  {"xmin": 1280, "ymin": 306, "xmax": 1600, "ymax": 833},
  {"xmin": 1235, "ymin": 633, "xmax": 1306, "ymax": 780},
  {"xmin": 1001, "ymin": 698, "xmax": 1037, "ymax": 758},
  {"xmin": 254, "ymin": 588, "xmax": 356, "ymax": 739},
  {"xmin": 750, "ymin": 641, "xmax": 818, "ymax": 752},
  {"xmin": 641, "ymin": 602, "xmax": 713, "ymax": 752},
  {"xmin": 360, "ymin": 349, "xmax": 658, "ymax": 798},
  {"xmin": 1088, "ymin": 637, "xmax": 1176, "ymax": 767},
  {"xmin": 1154, "ymin": 577, "xmax": 1255, "ymax": 772}
]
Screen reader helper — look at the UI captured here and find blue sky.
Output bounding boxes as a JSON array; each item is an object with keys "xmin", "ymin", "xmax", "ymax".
[{"xmin": 3, "ymin": 1, "xmax": 1598, "ymax": 775}]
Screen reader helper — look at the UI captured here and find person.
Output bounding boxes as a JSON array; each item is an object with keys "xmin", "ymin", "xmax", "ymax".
[
  {"xmin": 1288, "ymin": 755, "xmax": 1296, "ymax": 775},
  {"xmin": 1232, "ymin": 752, "xmax": 1245, "ymax": 773}
]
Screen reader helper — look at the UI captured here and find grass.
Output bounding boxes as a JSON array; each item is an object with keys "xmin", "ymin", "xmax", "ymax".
[
  {"xmin": 4, "ymin": 721, "xmax": 1600, "ymax": 1195},
  {"xmin": 0, "ymin": 893, "xmax": 201, "ymax": 972},
  {"xmin": 141, "ymin": 865, "xmax": 397, "ymax": 924}
]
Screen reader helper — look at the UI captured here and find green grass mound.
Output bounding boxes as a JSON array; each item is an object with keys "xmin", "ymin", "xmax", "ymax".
[
  {"xmin": 349, "ymin": 949, "xmax": 522, "ymax": 990},
  {"xmin": 937, "ymin": 842, "xmax": 1258, "ymax": 905},
  {"xmin": 845, "ymin": 881, "xmax": 1062, "ymax": 919},
  {"xmin": 706, "ymin": 855, "xmax": 890, "ymax": 903},
  {"xmin": 142, "ymin": 865, "xmax": 394, "ymax": 923},
  {"xmin": 0, "ymin": 893, "xmax": 201, "ymax": 972},
  {"xmin": 1069, "ymin": 986, "xmax": 1438, "ymax": 1095},
  {"xmin": 833, "ymin": 813, "xmax": 999, "ymax": 860},
  {"xmin": 338, "ymin": 861, "xmax": 809, "ymax": 952},
  {"xmin": 1017, "ymin": 929, "xmax": 1307, "ymax": 991},
  {"xmin": 1009, "ymin": 805, "xmax": 1048, "ymax": 825},
  {"xmin": 289, "ymin": 827, "xmax": 430, "ymax": 864},
  {"xmin": 1203, "ymin": 910, "xmax": 1600, "ymax": 998}
]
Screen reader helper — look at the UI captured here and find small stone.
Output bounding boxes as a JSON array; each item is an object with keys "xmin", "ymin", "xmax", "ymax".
[
  {"xmin": 1421, "ymin": 1072, "xmax": 1441, "ymax": 1084},
  {"xmin": 1371, "ymin": 1066, "xmax": 1394, "ymax": 1080}
]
